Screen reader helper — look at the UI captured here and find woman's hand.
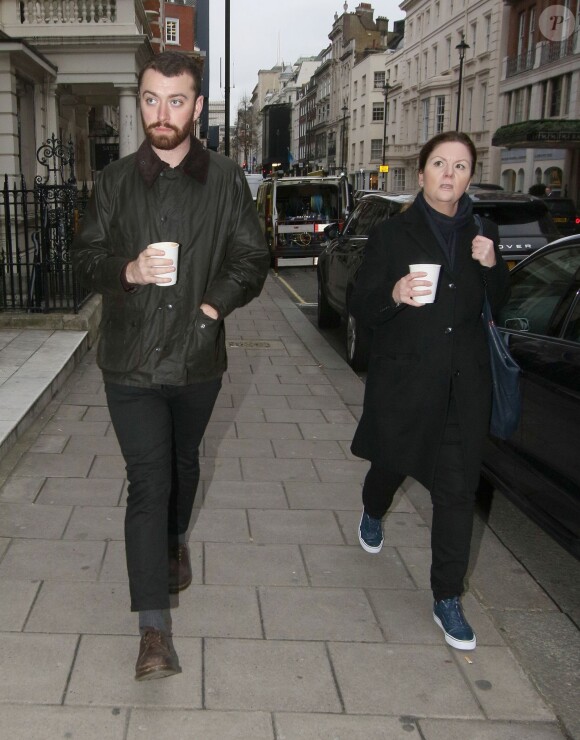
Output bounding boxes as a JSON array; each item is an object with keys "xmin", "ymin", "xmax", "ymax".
[
  {"xmin": 392, "ymin": 271, "xmax": 432, "ymax": 307},
  {"xmin": 471, "ymin": 235, "xmax": 496, "ymax": 268}
]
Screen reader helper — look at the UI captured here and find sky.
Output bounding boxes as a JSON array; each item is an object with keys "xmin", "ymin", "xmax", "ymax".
[{"xmin": 208, "ymin": 0, "xmax": 404, "ymax": 116}]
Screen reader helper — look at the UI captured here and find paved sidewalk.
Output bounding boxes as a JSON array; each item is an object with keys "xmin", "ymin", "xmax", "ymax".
[{"xmin": 0, "ymin": 276, "xmax": 569, "ymax": 739}]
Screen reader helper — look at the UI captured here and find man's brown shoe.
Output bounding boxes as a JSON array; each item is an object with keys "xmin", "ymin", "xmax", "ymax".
[
  {"xmin": 135, "ymin": 628, "xmax": 181, "ymax": 681},
  {"xmin": 169, "ymin": 544, "xmax": 192, "ymax": 593}
]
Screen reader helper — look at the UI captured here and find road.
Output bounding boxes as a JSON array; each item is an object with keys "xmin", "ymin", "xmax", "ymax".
[{"xmin": 271, "ymin": 264, "xmax": 580, "ymax": 740}]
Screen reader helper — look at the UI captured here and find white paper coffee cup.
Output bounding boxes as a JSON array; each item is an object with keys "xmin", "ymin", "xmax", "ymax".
[
  {"xmin": 150, "ymin": 241, "xmax": 179, "ymax": 286},
  {"xmin": 409, "ymin": 263, "xmax": 441, "ymax": 304}
]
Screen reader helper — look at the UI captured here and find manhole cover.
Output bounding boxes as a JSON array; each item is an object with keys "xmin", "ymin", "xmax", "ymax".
[{"xmin": 227, "ymin": 339, "xmax": 284, "ymax": 349}]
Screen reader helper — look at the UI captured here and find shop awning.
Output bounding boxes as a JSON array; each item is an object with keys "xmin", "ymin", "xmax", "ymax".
[{"xmin": 492, "ymin": 119, "xmax": 580, "ymax": 149}]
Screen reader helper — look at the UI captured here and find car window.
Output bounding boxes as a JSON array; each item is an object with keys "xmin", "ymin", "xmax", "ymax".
[
  {"xmin": 563, "ymin": 296, "xmax": 580, "ymax": 343},
  {"xmin": 344, "ymin": 201, "xmax": 389, "ymax": 236},
  {"xmin": 543, "ymin": 199, "xmax": 576, "ymax": 218},
  {"xmin": 473, "ymin": 203, "xmax": 554, "ymax": 236},
  {"xmin": 498, "ymin": 246, "xmax": 580, "ymax": 336}
]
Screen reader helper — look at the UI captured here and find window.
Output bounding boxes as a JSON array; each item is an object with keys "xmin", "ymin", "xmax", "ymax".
[
  {"xmin": 435, "ymin": 1, "xmax": 440, "ymax": 21},
  {"xmin": 372, "ymin": 102, "xmax": 384, "ymax": 122},
  {"xmin": 498, "ymin": 246, "xmax": 580, "ymax": 337},
  {"xmin": 354, "ymin": 81, "xmax": 358, "ymax": 99},
  {"xmin": 517, "ymin": 11, "xmax": 525, "ymax": 57},
  {"xmin": 351, "ymin": 142, "xmax": 356, "ymax": 163},
  {"xmin": 359, "ymin": 140, "xmax": 364, "ymax": 164},
  {"xmin": 485, "ymin": 15, "xmax": 492, "ymax": 51},
  {"xmin": 480, "ymin": 82, "xmax": 487, "ymax": 129},
  {"xmin": 166, "ymin": 18, "xmax": 179, "ymax": 44},
  {"xmin": 446, "ymin": 37, "xmax": 452, "ymax": 69},
  {"xmin": 361, "ymin": 75, "xmax": 367, "ymax": 95},
  {"xmin": 353, "ymin": 109, "xmax": 357, "ymax": 129},
  {"xmin": 421, "ymin": 98, "xmax": 430, "ymax": 143},
  {"xmin": 374, "ymin": 71, "xmax": 385, "ymax": 89},
  {"xmin": 514, "ymin": 88, "xmax": 525, "ymax": 122},
  {"xmin": 550, "ymin": 76, "xmax": 562, "ymax": 117},
  {"xmin": 563, "ymin": 74, "xmax": 572, "ymax": 115},
  {"xmin": 450, "ymin": 0, "xmax": 453, "ymax": 15},
  {"xmin": 433, "ymin": 45, "xmax": 438, "ymax": 75},
  {"xmin": 393, "ymin": 168, "xmax": 406, "ymax": 191},
  {"xmin": 426, "ymin": 9, "xmax": 430, "ymax": 27},
  {"xmin": 360, "ymin": 105, "xmax": 366, "ymax": 127},
  {"xmin": 435, "ymin": 96, "xmax": 445, "ymax": 133},
  {"xmin": 371, "ymin": 139, "xmax": 382, "ymax": 160},
  {"xmin": 423, "ymin": 51, "xmax": 428, "ymax": 79},
  {"xmin": 528, "ymin": 7, "xmax": 536, "ymax": 50},
  {"xmin": 470, "ymin": 22, "xmax": 477, "ymax": 54},
  {"xmin": 466, "ymin": 87, "xmax": 473, "ymax": 131}
]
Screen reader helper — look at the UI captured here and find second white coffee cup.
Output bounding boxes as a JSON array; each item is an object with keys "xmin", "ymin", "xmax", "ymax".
[
  {"xmin": 149, "ymin": 241, "xmax": 180, "ymax": 286},
  {"xmin": 409, "ymin": 263, "xmax": 441, "ymax": 304}
]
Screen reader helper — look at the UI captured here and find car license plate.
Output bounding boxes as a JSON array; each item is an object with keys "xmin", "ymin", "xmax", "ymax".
[{"xmin": 554, "ymin": 217, "xmax": 567, "ymax": 223}]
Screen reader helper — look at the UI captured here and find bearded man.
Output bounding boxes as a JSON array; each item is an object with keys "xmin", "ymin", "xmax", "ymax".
[{"xmin": 72, "ymin": 51, "xmax": 269, "ymax": 680}]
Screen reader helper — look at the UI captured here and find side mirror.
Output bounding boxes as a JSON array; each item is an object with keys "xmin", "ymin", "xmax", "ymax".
[
  {"xmin": 504, "ymin": 317, "xmax": 529, "ymax": 331},
  {"xmin": 324, "ymin": 223, "xmax": 340, "ymax": 240}
]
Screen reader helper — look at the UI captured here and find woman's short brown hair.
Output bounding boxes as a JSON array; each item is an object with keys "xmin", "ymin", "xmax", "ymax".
[{"xmin": 418, "ymin": 132, "xmax": 477, "ymax": 177}]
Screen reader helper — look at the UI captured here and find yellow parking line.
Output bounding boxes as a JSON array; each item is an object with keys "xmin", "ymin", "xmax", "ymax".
[{"xmin": 274, "ymin": 273, "xmax": 308, "ymax": 305}]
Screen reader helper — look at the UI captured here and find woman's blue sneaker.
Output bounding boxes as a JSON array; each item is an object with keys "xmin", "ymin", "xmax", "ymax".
[
  {"xmin": 433, "ymin": 596, "xmax": 476, "ymax": 650},
  {"xmin": 358, "ymin": 511, "xmax": 383, "ymax": 553}
]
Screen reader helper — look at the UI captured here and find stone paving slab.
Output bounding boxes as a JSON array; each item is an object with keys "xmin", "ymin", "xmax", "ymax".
[
  {"xmin": 0, "ymin": 706, "xmax": 127, "ymax": 740},
  {"xmin": 0, "ymin": 279, "xmax": 571, "ymax": 738}
]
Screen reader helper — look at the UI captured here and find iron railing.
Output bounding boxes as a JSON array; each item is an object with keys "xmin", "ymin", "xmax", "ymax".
[{"xmin": 0, "ymin": 135, "xmax": 92, "ymax": 313}]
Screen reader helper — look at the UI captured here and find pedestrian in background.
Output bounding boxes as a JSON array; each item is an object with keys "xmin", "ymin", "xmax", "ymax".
[
  {"xmin": 73, "ymin": 51, "xmax": 269, "ymax": 680},
  {"xmin": 349, "ymin": 131, "xmax": 510, "ymax": 650}
]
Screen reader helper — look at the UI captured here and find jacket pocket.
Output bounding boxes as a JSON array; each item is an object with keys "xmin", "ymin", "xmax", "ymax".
[
  {"xmin": 185, "ymin": 310, "xmax": 224, "ymax": 374},
  {"xmin": 97, "ymin": 311, "xmax": 142, "ymax": 372}
]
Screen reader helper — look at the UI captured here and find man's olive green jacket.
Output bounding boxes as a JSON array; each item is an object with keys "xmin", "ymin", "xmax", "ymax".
[{"xmin": 72, "ymin": 137, "xmax": 270, "ymax": 387}]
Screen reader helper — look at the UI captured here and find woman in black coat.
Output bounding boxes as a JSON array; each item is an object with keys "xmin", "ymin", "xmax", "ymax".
[{"xmin": 349, "ymin": 132, "xmax": 510, "ymax": 650}]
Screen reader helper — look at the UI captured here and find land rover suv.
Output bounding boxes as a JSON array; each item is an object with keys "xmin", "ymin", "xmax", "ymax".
[{"xmin": 256, "ymin": 175, "xmax": 352, "ymax": 269}]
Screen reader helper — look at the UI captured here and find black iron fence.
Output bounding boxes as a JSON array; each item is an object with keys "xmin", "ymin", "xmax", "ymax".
[{"xmin": 0, "ymin": 135, "xmax": 92, "ymax": 313}]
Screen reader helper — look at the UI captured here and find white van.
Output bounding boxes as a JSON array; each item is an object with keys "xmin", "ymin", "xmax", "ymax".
[{"xmin": 256, "ymin": 174, "xmax": 353, "ymax": 268}]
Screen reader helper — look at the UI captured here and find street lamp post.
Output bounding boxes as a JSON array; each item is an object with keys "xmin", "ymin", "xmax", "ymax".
[
  {"xmin": 382, "ymin": 81, "xmax": 391, "ymax": 191},
  {"xmin": 341, "ymin": 101, "xmax": 348, "ymax": 172},
  {"xmin": 455, "ymin": 34, "xmax": 470, "ymax": 132}
]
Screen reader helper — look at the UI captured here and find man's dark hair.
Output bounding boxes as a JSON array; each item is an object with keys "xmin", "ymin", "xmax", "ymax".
[
  {"xmin": 418, "ymin": 131, "xmax": 477, "ymax": 177},
  {"xmin": 138, "ymin": 51, "xmax": 204, "ymax": 97}
]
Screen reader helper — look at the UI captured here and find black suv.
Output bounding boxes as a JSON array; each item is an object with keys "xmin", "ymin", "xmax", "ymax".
[
  {"xmin": 317, "ymin": 191, "xmax": 559, "ymax": 370},
  {"xmin": 541, "ymin": 197, "xmax": 580, "ymax": 237}
]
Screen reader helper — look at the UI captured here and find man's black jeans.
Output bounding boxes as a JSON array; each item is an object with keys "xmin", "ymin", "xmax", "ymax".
[
  {"xmin": 362, "ymin": 393, "xmax": 474, "ymax": 603},
  {"xmin": 105, "ymin": 378, "xmax": 222, "ymax": 612}
]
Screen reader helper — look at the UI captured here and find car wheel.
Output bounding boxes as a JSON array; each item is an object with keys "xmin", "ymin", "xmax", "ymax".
[
  {"xmin": 317, "ymin": 273, "xmax": 341, "ymax": 328},
  {"xmin": 345, "ymin": 311, "xmax": 369, "ymax": 371}
]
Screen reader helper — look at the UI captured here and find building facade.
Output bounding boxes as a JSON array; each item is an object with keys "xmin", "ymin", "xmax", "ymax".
[{"xmin": 493, "ymin": 0, "xmax": 579, "ymax": 200}]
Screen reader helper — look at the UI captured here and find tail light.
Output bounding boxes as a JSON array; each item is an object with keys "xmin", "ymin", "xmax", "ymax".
[{"xmin": 575, "ymin": 217, "xmax": 580, "ymax": 225}]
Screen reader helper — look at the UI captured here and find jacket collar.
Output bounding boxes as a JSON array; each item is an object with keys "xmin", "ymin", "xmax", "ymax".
[
  {"xmin": 136, "ymin": 135, "xmax": 210, "ymax": 188},
  {"xmin": 401, "ymin": 199, "xmax": 478, "ymax": 273}
]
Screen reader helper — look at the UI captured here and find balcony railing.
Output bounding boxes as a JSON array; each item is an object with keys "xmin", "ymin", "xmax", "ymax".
[
  {"xmin": 505, "ymin": 48, "xmax": 535, "ymax": 78},
  {"xmin": 19, "ymin": 0, "xmax": 117, "ymax": 24},
  {"xmin": 539, "ymin": 30, "xmax": 578, "ymax": 67}
]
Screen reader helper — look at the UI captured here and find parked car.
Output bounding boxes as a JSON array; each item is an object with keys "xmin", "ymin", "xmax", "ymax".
[
  {"xmin": 482, "ymin": 235, "xmax": 580, "ymax": 559},
  {"xmin": 468, "ymin": 183, "xmax": 504, "ymax": 191},
  {"xmin": 256, "ymin": 174, "xmax": 352, "ymax": 269},
  {"xmin": 317, "ymin": 191, "xmax": 560, "ymax": 369},
  {"xmin": 469, "ymin": 191, "xmax": 560, "ymax": 267},
  {"xmin": 541, "ymin": 197, "xmax": 580, "ymax": 237}
]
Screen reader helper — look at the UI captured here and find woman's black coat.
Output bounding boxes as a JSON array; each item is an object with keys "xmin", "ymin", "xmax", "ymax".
[{"xmin": 349, "ymin": 198, "xmax": 510, "ymax": 493}]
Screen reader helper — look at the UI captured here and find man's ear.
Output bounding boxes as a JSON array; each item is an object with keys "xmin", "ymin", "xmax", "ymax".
[{"xmin": 193, "ymin": 95, "xmax": 204, "ymax": 122}]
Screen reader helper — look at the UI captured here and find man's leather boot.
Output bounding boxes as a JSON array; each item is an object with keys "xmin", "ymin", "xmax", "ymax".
[
  {"xmin": 169, "ymin": 544, "xmax": 192, "ymax": 593},
  {"xmin": 135, "ymin": 628, "xmax": 180, "ymax": 681}
]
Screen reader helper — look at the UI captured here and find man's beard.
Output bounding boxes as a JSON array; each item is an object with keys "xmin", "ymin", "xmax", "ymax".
[{"xmin": 144, "ymin": 120, "xmax": 191, "ymax": 150}]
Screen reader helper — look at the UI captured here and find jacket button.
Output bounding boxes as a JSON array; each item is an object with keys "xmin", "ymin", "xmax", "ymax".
[
  {"xmin": 454, "ymin": 370, "xmax": 460, "ymax": 377},
  {"xmin": 445, "ymin": 327, "xmax": 453, "ymax": 334},
  {"xmin": 154, "ymin": 346, "xmax": 161, "ymax": 352},
  {"xmin": 200, "ymin": 323, "xmax": 206, "ymax": 329},
  {"xmin": 448, "ymin": 283, "xmax": 456, "ymax": 289},
  {"xmin": 161, "ymin": 216, "xmax": 167, "ymax": 223}
]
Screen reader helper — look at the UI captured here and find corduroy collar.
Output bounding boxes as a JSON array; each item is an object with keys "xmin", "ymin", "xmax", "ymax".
[{"xmin": 136, "ymin": 135, "xmax": 210, "ymax": 188}]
